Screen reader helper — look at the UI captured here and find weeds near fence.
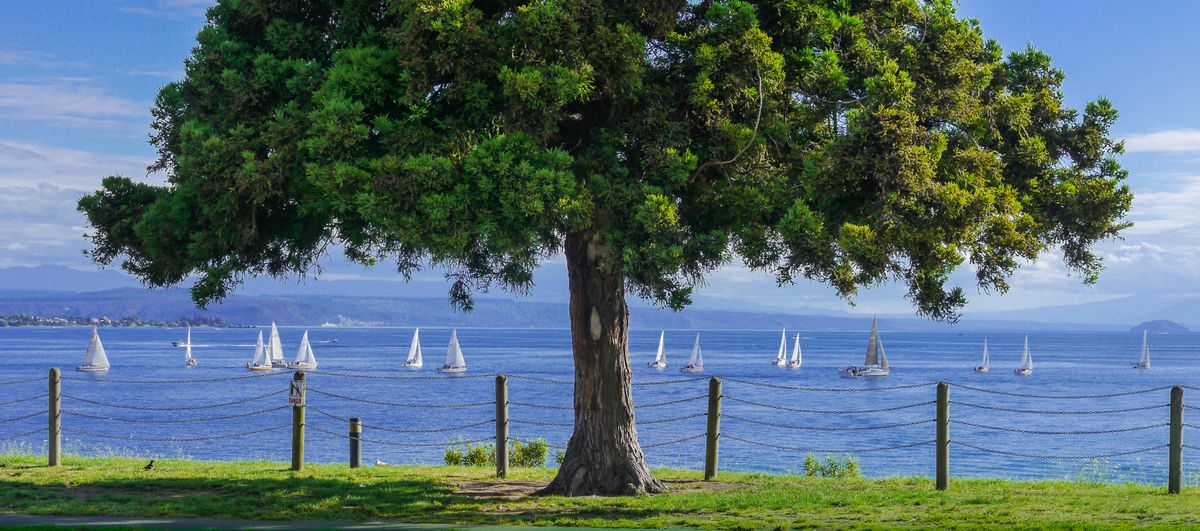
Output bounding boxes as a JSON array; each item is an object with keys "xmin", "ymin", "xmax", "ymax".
[
  {"xmin": 445, "ymin": 438, "xmax": 550, "ymax": 468},
  {"xmin": 804, "ymin": 454, "xmax": 862, "ymax": 478}
]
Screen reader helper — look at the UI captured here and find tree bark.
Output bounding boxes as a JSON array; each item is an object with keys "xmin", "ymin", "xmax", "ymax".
[{"xmin": 538, "ymin": 230, "xmax": 666, "ymax": 496}]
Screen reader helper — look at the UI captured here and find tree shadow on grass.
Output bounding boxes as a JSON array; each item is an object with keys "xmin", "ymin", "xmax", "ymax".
[{"xmin": 0, "ymin": 475, "xmax": 703, "ymax": 527}]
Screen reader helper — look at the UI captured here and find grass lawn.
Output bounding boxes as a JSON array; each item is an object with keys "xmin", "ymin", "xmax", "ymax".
[{"xmin": 1, "ymin": 455, "xmax": 1198, "ymax": 529}]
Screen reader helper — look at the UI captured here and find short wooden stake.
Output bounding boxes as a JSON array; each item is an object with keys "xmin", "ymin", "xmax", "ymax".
[
  {"xmin": 704, "ymin": 377, "xmax": 722, "ymax": 481},
  {"xmin": 291, "ymin": 371, "xmax": 306, "ymax": 472},
  {"xmin": 495, "ymin": 374, "xmax": 509, "ymax": 478},
  {"xmin": 349, "ymin": 417, "xmax": 361, "ymax": 469},
  {"xmin": 1169, "ymin": 386, "xmax": 1183, "ymax": 494},
  {"xmin": 48, "ymin": 368, "xmax": 60, "ymax": 467},
  {"xmin": 936, "ymin": 382, "xmax": 949, "ymax": 491}
]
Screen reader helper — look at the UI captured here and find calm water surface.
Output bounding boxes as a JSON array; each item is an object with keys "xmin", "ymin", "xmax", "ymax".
[{"xmin": 1, "ymin": 326, "xmax": 1197, "ymax": 482}]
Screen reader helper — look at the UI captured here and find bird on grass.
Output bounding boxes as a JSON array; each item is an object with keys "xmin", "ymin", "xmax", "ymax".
[
  {"xmin": 374, "ymin": 458, "xmax": 388, "ymax": 466},
  {"xmin": 142, "ymin": 460, "xmax": 155, "ymax": 471}
]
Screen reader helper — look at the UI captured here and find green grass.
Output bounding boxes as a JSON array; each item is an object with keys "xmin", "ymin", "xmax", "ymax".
[{"xmin": 1, "ymin": 455, "xmax": 1199, "ymax": 529}]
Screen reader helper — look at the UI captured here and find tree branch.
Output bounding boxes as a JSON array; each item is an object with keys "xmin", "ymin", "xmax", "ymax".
[{"xmin": 691, "ymin": 63, "xmax": 763, "ymax": 182}]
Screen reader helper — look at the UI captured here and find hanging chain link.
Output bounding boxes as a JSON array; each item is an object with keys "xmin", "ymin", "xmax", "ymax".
[
  {"xmin": 631, "ymin": 377, "xmax": 709, "ymax": 387},
  {"xmin": 509, "ymin": 418, "xmax": 575, "ymax": 428},
  {"xmin": 65, "ymin": 422, "xmax": 290, "ymax": 442},
  {"xmin": 61, "ymin": 371, "xmax": 290, "ymax": 384},
  {"xmin": 641, "ymin": 433, "xmax": 707, "ymax": 449},
  {"xmin": 724, "ymin": 413, "xmax": 934, "ymax": 431},
  {"xmin": 0, "ymin": 393, "xmax": 48, "ymax": 407},
  {"xmin": 636, "ymin": 412, "xmax": 707, "ymax": 425},
  {"xmin": 725, "ymin": 395, "xmax": 935, "ymax": 414},
  {"xmin": 508, "ymin": 400, "xmax": 573, "ymax": 410},
  {"xmin": 950, "ymin": 440, "xmax": 1168, "ymax": 460},
  {"xmin": 0, "ymin": 376, "xmax": 43, "ymax": 386},
  {"xmin": 951, "ymin": 400, "xmax": 1167, "ymax": 416},
  {"xmin": 308, "ymin": 424, "xmax": 494, "ymax": 447},
  {"xmin": 724, "ymin": 377, "xmax": 935, "ymax": 392},
  {"xmin": 0, "ymin": 410, "xmax": 46, "ymax": 423},
  {"xmin": 307, "ymin": 388, "xmax": 493, "ymax": 408},
  {"xmin": 308, "ymin": 407, "xmax": 495, "ymax": 433},
  {"xmin": 949, "ymin": 382, "xmax": 1173, "ymax": 399},
  {"xmin": 61, "ymin": 406, "xmax": 290, "ymax": 424},
  {"xmin": 723, "ymin": 433, "xmax": 935, "ymax": 453},
  {"xmin": 952, "ymin": 419, "xmax": 1168, "ymax": 435},
  {"xmin": 506, "ymin": 374, "xmax": 574, "ymax": 385},
  {"xmin": 62, "ymin": 389, "xmax": 286, "ymax": 411},
  {"xmin": 636, "ymin": 394, "xmax": 709, "ymax": 409},
  {"xmin": 0, "ymin": 427, "xmax": 45, "ymax": 441}
]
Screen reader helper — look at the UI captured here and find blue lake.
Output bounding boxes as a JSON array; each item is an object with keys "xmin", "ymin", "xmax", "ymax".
[{"xmin": 1, "ymin": 326, "xmax": 1197, "ymax": 482}]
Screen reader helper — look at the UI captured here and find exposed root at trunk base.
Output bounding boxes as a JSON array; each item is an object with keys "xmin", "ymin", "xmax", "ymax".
[{"xmin": 538, "ymin": 456, "xmax": 667, "ymax": 496}]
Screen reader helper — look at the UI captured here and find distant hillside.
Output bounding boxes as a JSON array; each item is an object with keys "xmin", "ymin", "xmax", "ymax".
[
  {"xmin": 0, "ymin": 288, "xmax": 1118, "ymax": 332},
  {"xmin": 1130, "ymin": 320, "xmax": 1191, "ymax": 334}
]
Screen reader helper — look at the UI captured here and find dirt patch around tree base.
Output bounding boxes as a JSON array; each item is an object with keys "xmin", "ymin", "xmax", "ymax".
[{"xmin": 454, "ymin": 478, "xmax": 745, "ymax": 499}]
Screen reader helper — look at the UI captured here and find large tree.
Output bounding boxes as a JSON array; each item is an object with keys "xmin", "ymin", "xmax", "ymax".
[{"xmin": 79, "ymin": 0, "xmax": 1131, "ymax": 495}]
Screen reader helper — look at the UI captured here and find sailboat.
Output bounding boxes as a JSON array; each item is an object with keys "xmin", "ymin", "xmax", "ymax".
[
  {"xmin": 773, "ymin": 329, "xmax": 787, "ymax": 366},
  {"xmin": 184, "ymin": 327, "xmax": 197, "ymax": 367},
  {"xmin": 76, "ymin": 326, "xmax": 110, "ymax": 372},
  {"xmin": 1132, "ymin": 330, "xmax": 1150, "ymax": 369},
  {"xmin": 439, "ymin": 329, "xmax": 467, "ymax": 373},
  {"xmin": 246, "ymin": 331, "xmax": 272, "ymax": 371},
  {"xmin": 288, "ymin": 331, "xmax": 319, "ymax": 370},
  {"xmin": 267, "ymin": 322, "xmax": 287, "ymax": 368},
  {"xmin": 839, "ymin": 318, "xmax": 890, "ymax": 377},
  {"xmin": 403, "ymin": 328, "xmax": 423, "ymax": 369},
  {"xmin": 786, "ymin": 333, "xmax": 802, "ymax": 368},
  {"xmin": 681, "ymin": 334, "xmax": 704, "ymax": 373},
  {"xmin": 647, "ymin": 331, "xmax": 667, "ymax": 368},
  {"xmin": 1014, "ymin": 336, "xmax": 1033, "ymax": 376},
  {"xmin": 974, "ymin": 338, "xmax": 989, "ymax": 373}
]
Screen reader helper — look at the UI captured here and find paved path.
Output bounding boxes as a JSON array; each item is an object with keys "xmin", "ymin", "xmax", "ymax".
[{"xmin": 0, "ymin": 514, "xmax": 667, "ymax": 530}]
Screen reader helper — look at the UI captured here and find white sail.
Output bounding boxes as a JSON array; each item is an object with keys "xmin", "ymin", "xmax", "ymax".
[
  {"xmin": 878, "ymin": 338, "xmax": 889, "ymax": 369},
  {"xmin": 293, "ymin": 331, "xmax": 317, "ymax": 365},
  {"xmin": 251, "ymin": 331, "xmax": 268, "ymax": 366},
  {"xmin": 1137, "ymin": 330, "xmax": 1150, "ymax": 368},
  {"xmin": 775, "ymin": 329, "xmax": 787, "ymax": 363},
  {"xmin": 443, "ymin": 329, "xmax": 466, "ymax": 369},
  {"xmin": 981, "ymin": 339, "xmax": 989, "ymax": 369},
  {"xmin": 654, "ymin": 331, "xmax": 665, "ymax": 363},
  {"xmin": 864, "ymin": 317, "xmax": 880, "ymax": 366},
  {"xmin": 406, "ymin": 328, "xmax": 423, "ymax": 365},
  {"xmin": 789, "ymin": 333, "xmax": 802, "ymax": 366},
  {"xmin": 268, "ymin": 322, "xmax": 285, "ymax": 365},
  {"xmin": 1019, "ymin": 336, "xmax": 1033, "ymax": 371},
  {"xmin": 80, "ymin": 326, "xmax": 110, "ymax": 369},
  {"xmin": 184, "ymin": 327, "xmax": 193, "ymax": 362},
  {"xmin": 688, "ymin": 334, "xmax": 703, "ymax": 368}
]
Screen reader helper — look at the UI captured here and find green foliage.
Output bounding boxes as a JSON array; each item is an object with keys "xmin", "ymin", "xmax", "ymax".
[
  {"xmin": 80, "ymin": 0, "xmax": 1131, "ymax": 321},
  {"xmin": 510, "ymin": 439, "xmax": 549, "ymax": 468},
  {"xmin": 444, "ymin": 439, "xmax": 548, "ymax": 468},
  {"xmin": 803, "ymin": 454, "xmax": 861, "ymax": 479}
]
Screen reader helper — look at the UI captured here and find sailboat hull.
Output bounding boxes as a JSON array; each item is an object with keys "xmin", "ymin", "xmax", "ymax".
[
  {"xmin": 680, "ymin": 365, "xmax": 703, "ymax": 373},
  {"xmin": 786, "ymin": 361, "xmax": 801, "ymax": 368},
  {"xmin": 185, "ymin": 359, "xmax": 198, "ymax": 367},
  {"xmin": 772, "ymin": 359, "xmax": 787, "ymax": 366},
  {"xmin": 288, "ymin": 362, "xmax": 318, "ymax": 370},
  {"xmin": 438, "ymin": 366, "xmax": 467, "ymax": 373},
  {"xmin": 247, "ymin": 363, "xmax": 273, "ymax": 371},
  {"xmin": 1131, "ymin": 363, "xmax": 1149, "ymax": 369},
  {"xmin": 75, "ymin": 365, "xmax": 108, "ymax": 372},
  {"xmin": 647, "ymin": 361, "xmax": 667, "ymax": 369},
  {"xmin": 840, "ymin": 366, "xmax": 889, "ymax": 377},
  {"xmin": 973, "ymin": 367, "xmax": 988, "ymax": 373},
  {"xmin": 1013, "ymin": 368, "xmax": 1032, "ymax": 376},
  {"xmin": 403, "ymin": 361, "xmax": 423, "ymax": 369}
]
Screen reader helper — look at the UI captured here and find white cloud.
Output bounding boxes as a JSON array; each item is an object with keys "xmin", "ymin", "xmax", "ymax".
[
  {"xmin": 1124, "ymin": 129, "xmax": 1200, "ymax": 152},
  {"xmin": 0, "ymin": 139, "xmax": 159, "ymax": 189},
  {"xmin": 0, "ymin": 82, "xmax": 145, "ymax": 128}
]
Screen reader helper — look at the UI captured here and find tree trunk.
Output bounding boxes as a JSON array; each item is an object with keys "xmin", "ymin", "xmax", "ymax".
[{"xmin": 538, "ymin": 230, "xmax": 666, "ymax": 496}]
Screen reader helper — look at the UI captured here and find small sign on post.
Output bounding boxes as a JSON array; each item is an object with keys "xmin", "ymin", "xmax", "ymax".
[{"xmin": 289, "ymin": 379, "xmax": 305, "ymax": 407}]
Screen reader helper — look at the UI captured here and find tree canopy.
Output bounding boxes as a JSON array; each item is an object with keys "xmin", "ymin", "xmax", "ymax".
[{"xmin": 81, "ymin": 0, "xmax": 1130, "ymax": 320}]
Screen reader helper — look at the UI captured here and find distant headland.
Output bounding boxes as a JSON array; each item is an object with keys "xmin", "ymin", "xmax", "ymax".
[
  {"xmin": 1129, "ymin": 320, "xmax": 1191, "ymax": 334},
  {"xmin": 0, "ymin": 314, "xmax": 249, "ymax": 328}
]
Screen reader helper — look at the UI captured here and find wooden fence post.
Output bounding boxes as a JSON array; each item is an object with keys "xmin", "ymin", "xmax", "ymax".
[
  {"xmin": 704, "ymin": 377, "xmax": 721, "ymax": 481},
  {"xmin": 349, "ymin": 417, "xmax": 361, "ymax": 469},
  {"xmin": 1170, "ymin": 385, "xmax": 1183, "ymax": 494},
  {"xmin": 936, "ymin": 382, "xmax": 949, "ymax": 491},
  {"xmin": 48, "ymin": 368, "xmax": 60, "ymax": 467},
  {"xmin": 495, "ymin": 374, "xmax": 509, "ymax": 478},
  {"xmin": 291, "ymin": 371, "xmax": 306, "ymax": 472}
]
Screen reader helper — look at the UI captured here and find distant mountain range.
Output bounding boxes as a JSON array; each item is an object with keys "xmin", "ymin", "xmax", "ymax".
[{"xmin": 0, "ymin": 265, "xmax": 1184, "ymax": 331}]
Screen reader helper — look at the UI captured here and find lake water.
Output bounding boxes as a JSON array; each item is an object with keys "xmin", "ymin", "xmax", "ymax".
[{"xmin": 1, "ymin": 326, "xmax": 1197, "ymax": 483}]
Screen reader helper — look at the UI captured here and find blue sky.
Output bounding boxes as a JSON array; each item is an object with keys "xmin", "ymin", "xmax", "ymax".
[{"xmin": 1, "ymin": 0, "xmax": 1198, "ymax": 316}]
